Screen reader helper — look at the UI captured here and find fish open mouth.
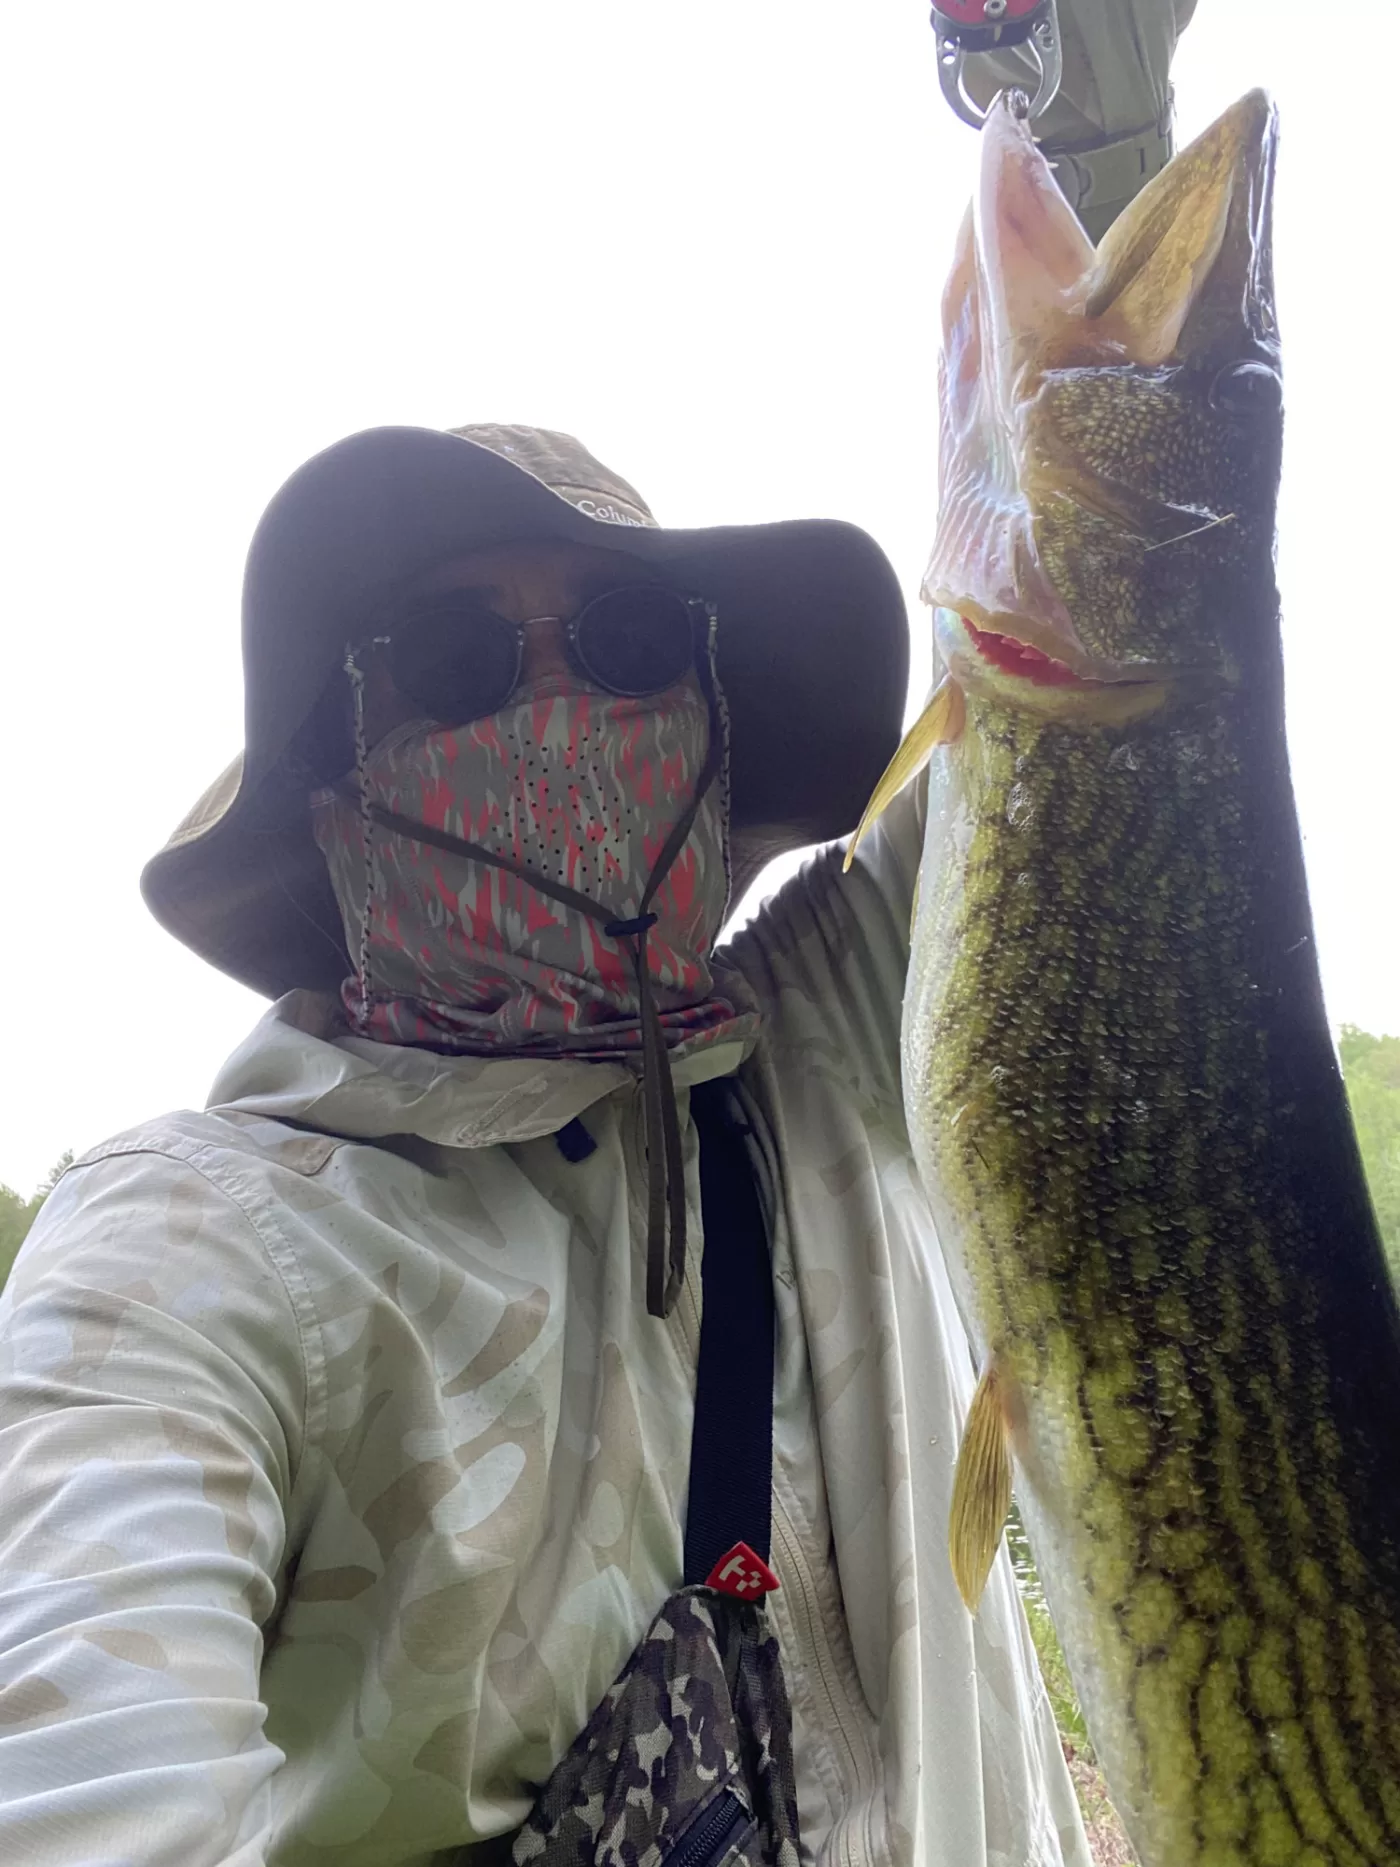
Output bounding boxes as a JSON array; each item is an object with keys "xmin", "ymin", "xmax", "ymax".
[
  {"xmin": 965, "ymin": 621, "xmax": 1107, "ymax": 689},
  {"xmin": 933, "ymin": 608, "xmax": 1177, "ymax": 725},
  {"xmin": 962, "ymin": 619, "xmax": 1169, "ymax": 694}
]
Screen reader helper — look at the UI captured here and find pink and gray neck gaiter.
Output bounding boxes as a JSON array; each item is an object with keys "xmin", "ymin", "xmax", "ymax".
[{"xmin": 309, "ymin": 679, "xmax": 760, "ymax": 1060}]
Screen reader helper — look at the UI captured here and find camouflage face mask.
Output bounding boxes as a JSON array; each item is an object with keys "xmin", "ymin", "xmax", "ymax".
[
  {"xmin": 309, "ymin": 677, "xmax": 757, "ymax": 1060},
  {"xmin": 311, "ymin": 621, "xmax": 760, "ymax": 1317}
]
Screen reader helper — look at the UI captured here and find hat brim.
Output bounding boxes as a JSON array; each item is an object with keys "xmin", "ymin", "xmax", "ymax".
[{"xmin": 141, "ymin": 426, "xmax": 910, "ymax": 997}]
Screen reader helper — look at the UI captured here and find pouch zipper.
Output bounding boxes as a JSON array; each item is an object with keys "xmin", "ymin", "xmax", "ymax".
[{"xmin": 666, "ymin": 1788, "xmax": 749, "ymax": 1867}]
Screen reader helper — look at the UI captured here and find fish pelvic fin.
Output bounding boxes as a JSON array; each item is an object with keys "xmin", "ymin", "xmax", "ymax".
[
  {"xmin": 843, "ymin": 676, "xmax": 965, "ymax": 872},
  {"xmin": 949, "ymin": 1356, "xmax": 1014, "ymax": 1613}
]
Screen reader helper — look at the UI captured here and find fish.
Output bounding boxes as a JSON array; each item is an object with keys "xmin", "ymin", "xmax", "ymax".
[{"xmin": 850, "ymin": 91, "xmax": 1400, "ymax": 1865}]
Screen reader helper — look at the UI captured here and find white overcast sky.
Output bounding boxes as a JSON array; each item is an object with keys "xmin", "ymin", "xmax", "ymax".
[{"xmin": 2, "ymin": 1, "xmax": 1395, "ymax": 1194}]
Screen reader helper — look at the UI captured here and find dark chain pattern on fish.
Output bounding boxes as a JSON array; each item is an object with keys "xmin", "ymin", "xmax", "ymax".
[{"xmin": 905, "ymin": 694, "xmax": 1400, "ymax": 1866}]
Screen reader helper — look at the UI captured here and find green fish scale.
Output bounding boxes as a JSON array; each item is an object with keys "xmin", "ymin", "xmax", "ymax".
[{"xmin": 905, "ymin": 693, "xmax": 1400, "ymax": 1866}]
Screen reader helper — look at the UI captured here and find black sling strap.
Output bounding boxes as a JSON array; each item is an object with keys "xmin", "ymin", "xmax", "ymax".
[{"xmin": 683, "ymin": 1078, "xmax": 776, "ymax": 1585}]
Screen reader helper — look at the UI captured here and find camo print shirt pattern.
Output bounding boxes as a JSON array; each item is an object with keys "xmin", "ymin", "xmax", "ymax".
[
  {"xmin": 0, "ymin": 789, "xmax": 1089, "ymax": 1867},
  {"xmin": 510, "ymin": 1588, "xmax": 800, "ymax": 1867}
]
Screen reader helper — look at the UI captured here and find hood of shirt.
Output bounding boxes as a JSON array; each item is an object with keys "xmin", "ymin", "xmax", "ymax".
[{"xmin": 207, "ymin": 987, "xmax": 756, "ymax": 1149}]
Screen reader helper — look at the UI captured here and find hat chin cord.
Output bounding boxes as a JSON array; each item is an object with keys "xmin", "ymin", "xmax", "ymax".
[{"xmin": 339, "ymin": 651, "xmax": 727, "ymax": 1322}]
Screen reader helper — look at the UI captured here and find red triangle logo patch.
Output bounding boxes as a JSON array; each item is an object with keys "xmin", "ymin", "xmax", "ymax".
[{"xmin": 705, "ymin": 1541, "xmax": 780, "ymax": 1598}]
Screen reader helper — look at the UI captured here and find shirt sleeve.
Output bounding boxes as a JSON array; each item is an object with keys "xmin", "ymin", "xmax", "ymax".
[
  {"xmin": 0, "ymin": 1140, "xmax": 308, "ymax": 1867},
  {"xmin": 722, "ymin": 775, "xmax": 926, "ymax": 1120}
]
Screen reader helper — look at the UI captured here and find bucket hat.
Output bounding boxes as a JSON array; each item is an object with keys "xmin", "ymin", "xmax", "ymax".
[{"xmin": 140, "ymin": 423, "xmax": 910, "ymax": 997}]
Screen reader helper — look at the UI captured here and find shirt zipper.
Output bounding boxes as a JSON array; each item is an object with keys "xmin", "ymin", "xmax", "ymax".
[{"xmin": 770, "ymin": 1499, "xmax": 878, "ymax": 1867}]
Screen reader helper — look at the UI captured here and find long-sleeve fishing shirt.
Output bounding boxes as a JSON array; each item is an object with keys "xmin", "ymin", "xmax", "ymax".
[{"xmin": 0, "ymin": 791, "xmax": 1090, "ymax": 1867}]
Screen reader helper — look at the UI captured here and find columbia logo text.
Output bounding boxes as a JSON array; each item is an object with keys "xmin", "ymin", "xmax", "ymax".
[{"xmin": 573, "ymin": 497, "xmax": 648, "ymax": 527}]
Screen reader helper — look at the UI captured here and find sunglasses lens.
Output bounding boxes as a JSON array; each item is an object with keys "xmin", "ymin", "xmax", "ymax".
[
  {"xmin": 575, "ymin": 587, "xmax": 696, "ymax": 697},
  {"xmin": 387, "ymin": 599, "xmax": 520, "ymax": 724}
]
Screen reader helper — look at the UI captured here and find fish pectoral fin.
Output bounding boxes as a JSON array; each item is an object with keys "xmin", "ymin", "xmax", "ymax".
[
  {"xmin": 843, "ymin": 677, "xmax": 965, "ymax": 872},
  {"xmin": 949, "ymin": 1357, "xmax": 1015, "ymax": 1613}
]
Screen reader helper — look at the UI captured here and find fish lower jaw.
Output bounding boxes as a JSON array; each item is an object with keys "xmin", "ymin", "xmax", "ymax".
[{"xmin": 934, "ymin": 608, "xmax": 1173, "ymax": 726}]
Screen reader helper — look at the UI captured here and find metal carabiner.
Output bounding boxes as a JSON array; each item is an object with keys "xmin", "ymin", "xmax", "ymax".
[{"xmin": 931, "ymin": 0, "xmax": 1064, "ymax": 129}]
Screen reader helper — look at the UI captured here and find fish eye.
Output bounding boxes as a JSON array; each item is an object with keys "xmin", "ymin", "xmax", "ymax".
[{"xmin": 1208, "ymin": 360, "xmax": 1282, "ymax": 417}]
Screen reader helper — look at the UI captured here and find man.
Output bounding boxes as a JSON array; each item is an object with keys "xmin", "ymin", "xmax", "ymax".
[{"xmin": 0, "ymin": 423, "xmax": 1088, "ymax": 1866}]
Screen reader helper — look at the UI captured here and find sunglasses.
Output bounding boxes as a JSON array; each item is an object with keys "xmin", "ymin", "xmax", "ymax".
[
  {"xmin": 376, "ymin": 582, "xmax": 706, "ymax": 723},
  {"xmin": 294, "ymin": 583, "xmax": 710, "ymax": 784}
]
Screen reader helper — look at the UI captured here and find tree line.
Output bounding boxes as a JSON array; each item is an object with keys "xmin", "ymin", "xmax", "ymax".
[
  {"xmin": 1339, "ymin": 1024, "xmax": 1400, "ymax": 1275},
  {"xmin": 0, "ymin": 1153, "xmax": 71, "ymax": 1289}
]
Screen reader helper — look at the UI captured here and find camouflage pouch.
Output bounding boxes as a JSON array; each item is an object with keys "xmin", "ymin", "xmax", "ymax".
[{"xmin": 511, "ymin": 1583, "xmax": 802, "ymax": 1867}]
